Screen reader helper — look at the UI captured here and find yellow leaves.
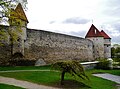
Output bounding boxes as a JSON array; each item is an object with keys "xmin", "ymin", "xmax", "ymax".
[
  {"xmin": 9, "ymin": 3, "xmax": 28, "ymax": 23},
  {"xmin": 0, "ymin": 25, "xmax": 23, "ymax": 46},
  {"xmin": 0, "ymin": 28, "xmax": 8, "ymax": 45},
  {"xmin": 0, "ymin": 29, "xmax": 7, "ymax": 39},
  {"xmin": 8, "ymin": 26, "xmax": 23, "ymax": 43}
]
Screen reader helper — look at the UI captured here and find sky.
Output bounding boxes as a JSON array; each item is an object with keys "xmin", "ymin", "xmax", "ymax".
[{"xmin": 26, "ymin": 0, "xmax": 120, "ymax": 44}]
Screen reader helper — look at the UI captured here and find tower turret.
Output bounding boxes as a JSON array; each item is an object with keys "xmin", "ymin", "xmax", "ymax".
[
  {"xmin": 101, "ymin": 30, "xmax": 111, "ymax": 58},
  {"xmin": 9, "ymin": 3, "xmax": 28, "ymax": 55},
  {"xmin": 85, "ymin": 24, "xmax": 104, "ymax": 59}
]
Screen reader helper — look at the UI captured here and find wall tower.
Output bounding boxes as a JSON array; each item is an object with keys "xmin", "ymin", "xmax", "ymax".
[
  {"xmin": 85, "ymin": 24, "xmax": 111, "ymax": 59},
  {"xmin": 9, "ymin": 3, "xmax": 28, "ymax": 55},
  {"xmin": 101, "ymin": 30, "xmax": 111, "ymax": 58},
  {"xmin": 85, "ymin": 24, "xmax": 104, "ymax": 59}
]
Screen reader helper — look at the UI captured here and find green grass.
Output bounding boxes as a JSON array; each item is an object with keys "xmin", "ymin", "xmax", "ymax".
[
  {"xmin": 0, "ymin": 65, "xmax": 51, "ymax": 71},
  {"xmin": 0, "ymin": 66, "xmax": 119, "ymax": 89},
  {"xmin": 89, "ymin": 69, "xmax": 120, "ymax": 76},
  {"xmin": 0, "ymin": 83, "xmax": 24, "ymax": 89},
  {"xmin": 85, "ymin": 71, "xmax": 117, "ymax": 89},
  {"xmin": 0, "ymin": 71, "xmax": 63, "ymax": 85}
]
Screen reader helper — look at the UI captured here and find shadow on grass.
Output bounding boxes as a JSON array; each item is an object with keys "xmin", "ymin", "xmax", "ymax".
[{"xmin": 53, "ymin": 79, "xmax": 91, "ymax": 89}]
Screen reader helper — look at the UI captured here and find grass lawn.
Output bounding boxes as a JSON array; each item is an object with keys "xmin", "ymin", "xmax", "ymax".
[
  {"xmin": 0, "ymin": 83, "xmax": 24, "ymax": 89},
  {"xmin": 0, "ymin": 65, "xmax": 51, "ymax": 71},
  {"xmin": 88, "ymin": 69, "xmax": 120, "ymax": 76},
  {"xmin": 0, "ymin": 66, "xmax": 119, "ymax": 89}
]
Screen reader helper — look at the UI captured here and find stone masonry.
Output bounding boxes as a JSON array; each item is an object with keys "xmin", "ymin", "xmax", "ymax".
[
  {"xmin": 0, "ymin": 3, "xmax": 111, "ymax": 65},
  {"xmin": 24, "ymin": 29, "xmax": 94, "ymax": 63}
]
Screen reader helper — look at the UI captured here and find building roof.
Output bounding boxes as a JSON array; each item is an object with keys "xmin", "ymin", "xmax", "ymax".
[
  {"xmin": 101, "ymin": 30, "xmax": 111, "ymax": 39},
  {"xmin": 85, "ymin": 24, "xmax": 103, "ymax": 38},
  {"xmin": 10, "ymin": 3, "xmax": 28, "ymax": 22}
]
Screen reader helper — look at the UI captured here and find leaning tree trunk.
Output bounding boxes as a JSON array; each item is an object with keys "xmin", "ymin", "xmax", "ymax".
[{"xmin": 61, "ymin": 70, "xmax": 66, "ymax": 85}]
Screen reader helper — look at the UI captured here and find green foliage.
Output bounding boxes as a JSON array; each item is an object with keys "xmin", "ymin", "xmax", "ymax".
[
  {"xmin": 0, "ymin": 83, "xmax": 24, "ymax": 89},
  {"xmin": 0, "ymin": 28, "xmax": 8, "ymax": 46},
  {"xmin": 111, "ymin": 46, "xmax": 120, "ymax": 68},
  {"xmin": 96, "ymin": 59, "xmax": 110, "ymax": 70},
  {"xmin": 112, "ymin": 58, "xmax": 120, "ymax": 62},
  {"xmin": 0, "ymin": 0, "xmax": 27, "ymax": 24},
  {"xmin": 52, "ymin": 60, "xmax": 89, "ymax": 85},
  {"xmin": 111, "ymin": 46, "xmax": 120, "ymax": 58},
  {"xmin": 9, "ymin": 59, "xmax": 36, "ymax": 66},
  {"xmin": 0, "ymin": 0, "xmax": 27, "ymax": 43},
  {"xmin": 111, "ymin": 47, "xmax": 115, "ymax": 58}
]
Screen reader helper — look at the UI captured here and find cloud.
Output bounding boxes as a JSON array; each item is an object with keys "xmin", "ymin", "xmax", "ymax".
[
  {"xmin": 69, "ymin": 31, "xmax": 87, "ymax": 38},
  {"xmin": 101, "ymin": 22, "xmax": 120, "ymax": 44},
  {"xmin": 26, "ymin": 0, "xmax": 120, "ymax": 44},
  {"xmin": 102, "ymin": 0, "xmax": 120, "ymax": 17},
  {"xmin": 49, "ymin": 21, "xmax": 56, "ymax": 24},
  {"xmin": 111, "ymin": 36, "xmax": 120, "ymax": 44},
  {"xmin": 63, "ymin": 17, "xmax": 90, "ymax": 24}
]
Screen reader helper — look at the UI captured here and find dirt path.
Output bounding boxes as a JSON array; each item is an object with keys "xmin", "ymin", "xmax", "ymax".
[{"xmin": 0, "ymin": 76, "xmax": 60, "ymax": 89}]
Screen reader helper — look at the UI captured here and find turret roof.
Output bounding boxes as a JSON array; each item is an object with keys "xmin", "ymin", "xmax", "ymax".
[
  {"xmin": 101, "ymin": 30, "xmax": 111, "ymax": 39},
  {"xmin": 10, "ymin": 3, "xmax": 28, "ymax": 23},
  {"xmin": 85, "ymin": 24, "xmax": 103, "ymax": 38}
]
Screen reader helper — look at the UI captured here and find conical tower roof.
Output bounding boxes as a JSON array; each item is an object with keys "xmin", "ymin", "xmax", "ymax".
[
  {"xmin": 10, "ymin": 3, "xmax": 28, "ymax": 23},
  {"xmin": 85, "ymin": 24, "xmax": 103, "ymax": 38}
]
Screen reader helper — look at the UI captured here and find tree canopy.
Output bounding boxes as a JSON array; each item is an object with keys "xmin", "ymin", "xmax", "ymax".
[
  {"xmin": 0, "ymin": 0, "xmax": 27, "ymax": 25},
  {"xmin": 0, "ymin": 0, "xmax": 28, "ymax": 54},
  {"xmin": 52, "ymin": 60, "xmax": 89, "ymax": 85}
]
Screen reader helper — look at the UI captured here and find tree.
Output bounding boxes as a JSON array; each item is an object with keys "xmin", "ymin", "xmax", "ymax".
[
  {"xmin": 0, "ymin": 0, "xmax": 27, "ymax": 54},
  {"xmin": 0, "ymin": 0, "xmax": 27, "ymax": 24},
  {"xmin": 111, "ymin": 47, "xmax": 115, "ymax": 58},
  {"xmin": 115, "ymin": 47, "xmax": 120, "ymax": 58},
  {"xmin": 52, "ymin": 60, "xmax": 89, "ymax": 85}
]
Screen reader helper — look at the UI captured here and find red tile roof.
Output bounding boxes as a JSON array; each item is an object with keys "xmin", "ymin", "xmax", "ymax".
[
  {"xmin": 101, "ymin": 30, "xmax": 111, "ymax": 39},
  {"xmin": 85, "ymin": 24, "xmax": 103, "ymax": 38}
]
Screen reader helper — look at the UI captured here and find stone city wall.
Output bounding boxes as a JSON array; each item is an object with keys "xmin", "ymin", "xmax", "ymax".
[{"xmin": 24, "ymin": 29, "xmax": 94, "ymax": 64}]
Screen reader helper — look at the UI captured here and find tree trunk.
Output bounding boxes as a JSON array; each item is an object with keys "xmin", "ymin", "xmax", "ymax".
[
  {"xmin": 61, "ymin": 71, "xmax": 65, "ymax": 85},
  {"xmin": 10, "ymin": 37, "xmax": 13, "ymax": 56}
]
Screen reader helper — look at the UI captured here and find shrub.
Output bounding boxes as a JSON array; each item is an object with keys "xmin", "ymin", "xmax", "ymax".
[
  {"xmin": 112, "ymin": 58, "xmax": 120, "ymax": 62},
  {"xmin": 96, "ymin": 59, "xmax": 110, "ymax": 70},
  {"xmin": 52, "ymin": 60, "xmax": 89, "ymax": 85},
  {"xmin": 9, "ymin": 59, "xmax": 36, "ymax": 66}
]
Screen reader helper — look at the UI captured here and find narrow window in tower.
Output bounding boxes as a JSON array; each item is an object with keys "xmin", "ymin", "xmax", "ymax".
[{"xmin": 95, "ymin": 29, "xmax": 97, "ymax": 34}]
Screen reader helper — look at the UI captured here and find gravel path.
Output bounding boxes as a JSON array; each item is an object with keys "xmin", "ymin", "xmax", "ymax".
[
  {"xmin": 0, "ymin": 76, "xmax": 60, "ymax": 89},
  {"xmin": 93, "ymin": 73, "xmax": 120, "ymax": 84},
  {"xmin": 93, "ymin": 73, "xmax": 120, "ymax": 89}
]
